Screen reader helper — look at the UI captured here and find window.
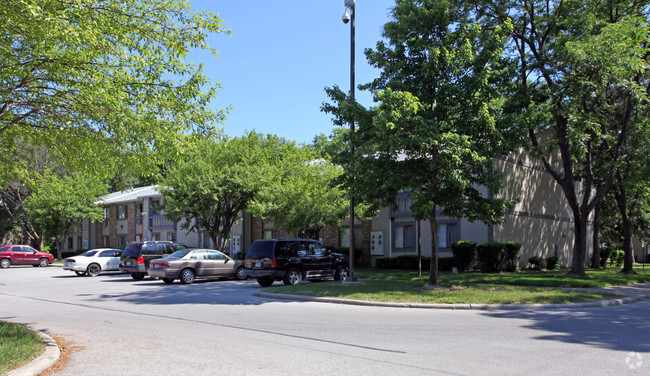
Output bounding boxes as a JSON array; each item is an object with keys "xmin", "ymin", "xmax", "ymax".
[
  {"xmin": 103, "ymin": 236, "xmax": 110, "ymax": 247},
  {"xmin": 167, "ymin": 233, "xmax": 176, "ymax": 242},
  {"xmin": 263, "ymin": 230, "xmax": 273, "ymax": 239},
  {"xmin": 151, "ymin": 199, "xmax": 161, "ymax": 215},
  {"xmin": 394, "ymin": 223, "xmax": 415, "ymax": 251},
  {"xmin": 438, "ymin": 223, "xmax": 458, "ymax": 249},
  {"xmin": 152, "ymin": 232, "xmax": 161, "ymax": 241},
  {"xmin": 67, "ymin": 237, "xmax": 73, "ymax": 249},
  {"xmin": 77, "ymin": 236, "xmax": 82, "ymax": 250},
  {"xmin": 117, "ymin": 205, "xmax": 127, "ymax": 219},
  {"xmin": 103, "ymin": 207, "xmax": 109, "ymax": 221},
  {"xmin": 137, "ymin": 203, "xmax": 143, "ymax": 216}
]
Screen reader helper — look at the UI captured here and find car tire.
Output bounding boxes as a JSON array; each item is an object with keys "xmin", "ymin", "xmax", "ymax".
[
  {"xmin": 334, "ymin": 265, "xmax": 349, "ymax": 281},
  {"xmin": 38, "ymin": 258, "xmax": 50, "ymax": 267},
  {"xmin": 257, "ymin": 277, "xmax": 274, "ymax": 287},
  {"xmin": 283, "ymin": 269, "xmax": 302, "ymax": 286},
  {"xmin": 87, "ymin": 263, "xmax": 101, "ymax": 277},
  {"xmin": 235, "ymin": 266, "xmax": 247, "ymax": 280},
  {"xmin": 180, "ymin": 268, "xmax": 196, "ymax": 284},
  {"xmin": 75, "ymin": 271, "xmax": 87, "ymax": 276},
  {"xmin": 0, "ymin": 258, "xmax": 11, "ymax": 268},
  {"xmin": 162, "ymin": 278, "xmax": 175, "ymax": 284},
  {"xmin": 131, "ymin": 273, "xmax": 145, "ymax": 281}
]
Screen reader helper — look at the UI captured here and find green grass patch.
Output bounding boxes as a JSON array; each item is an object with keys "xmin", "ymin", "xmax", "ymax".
[
  {"xmin": 0, "ymin": 321, "xmax": 45, "ymax": 374},
  {"xmin": 262, "ymin": 267, "xmax": 650, "ymax": 304}
]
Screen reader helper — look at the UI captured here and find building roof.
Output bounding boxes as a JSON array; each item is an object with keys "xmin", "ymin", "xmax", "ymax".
[{"xmin": 96, "ymin": 186, "xmax": 161, "ymax": 205}]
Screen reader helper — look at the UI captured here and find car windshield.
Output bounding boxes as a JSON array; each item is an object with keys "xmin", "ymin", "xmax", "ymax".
[
  {"xmin": 122, "ymin": 244, "xmax": 142, "ymax": 257},
  {"xmin": 81, "ymin": 251, "xmax": 98, "ymax": 257},
  {"xmin": 168, "ymin": 250, "xmax": 191, "ymax": 259}
]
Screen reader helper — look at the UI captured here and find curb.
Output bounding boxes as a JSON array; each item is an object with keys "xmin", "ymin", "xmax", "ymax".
[
  {"xmin": 7, "ymin": 328, "xmax": 60, "ymax": 376},
  {"xmin": 254, "ymin": 290, "xmax": 650, "ymax": 310}
]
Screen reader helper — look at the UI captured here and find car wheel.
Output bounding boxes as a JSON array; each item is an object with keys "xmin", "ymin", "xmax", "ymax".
[
  {"xmin": 87, "ymin": 263, "xmax": 101, "ymax": 277},
  {"xmin": 162, "ymin": 278, "xmax": 175, "ymax": 284},
  {"xmin": 131, "ymin": 273, "xmax": 145, "ymax": 281},
  {"xmin": 75, "ymin": 271, "xmax": 87, "ymax": 276},
  {"xmin": 335, "ymin": 265, "xmax": 349, "ymax": 281},
  {"xmin": 283, "ymin": 269, "xmax": 302, "ymax": 286},
  {"xmin": 235, "ymin": 266, "xmax": 247, "ymax": 280},
  {"xmin": 180, "ymin": 268, "xmax": 196, "ymax": 284},
  {"xmin": 257, "ymin": 277, "xmax": 274, "ymax": 287},
  {"xmin": 38, "ymin": 258, "xmax": 50, "ymax": 267},
  {"xmin": 0, "ymin": 258, "xmax": 11, "ymax": 268}
]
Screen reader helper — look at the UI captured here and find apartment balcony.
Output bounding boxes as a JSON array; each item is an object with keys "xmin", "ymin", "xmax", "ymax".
[{"xmin": 149, "ymin": 216, "xmax": 176, "ymax": 230}]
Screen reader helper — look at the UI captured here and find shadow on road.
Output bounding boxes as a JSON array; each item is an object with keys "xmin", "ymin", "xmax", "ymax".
[{"xmin": 482, "ymin": 302, "xmax": 650, "ymax": 353}]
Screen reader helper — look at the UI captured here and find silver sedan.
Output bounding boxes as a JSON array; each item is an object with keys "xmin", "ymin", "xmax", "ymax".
[
  {"xmin": 63, "ymin": 248, "xmax": 123, "ymax": 277},
  {"xmin": 148, "ymin": 249, "xmax": 247, "ymax": 284}
]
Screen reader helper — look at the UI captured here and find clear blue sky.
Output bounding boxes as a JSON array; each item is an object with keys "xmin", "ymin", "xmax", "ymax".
[{"xmin": 189, "ymin": 1, "xmax": 396, "ymax": 145}]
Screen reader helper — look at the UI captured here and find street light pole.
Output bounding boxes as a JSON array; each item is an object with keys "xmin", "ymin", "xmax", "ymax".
[{"xmin": 342, "ymin": 0, "xmax": 357, "ymax": 282}]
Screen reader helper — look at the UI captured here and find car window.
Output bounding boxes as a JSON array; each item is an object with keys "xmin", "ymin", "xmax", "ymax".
[
  {"xmin": 19, "ymin": 247, "xmax": 34, "ymax": 253},
  {"xmin": 98, "ymin": 250, "xmax": 115, "ymax": 257},
  {"xmin": 310, "ymin": 243, "xmax": 328, "ymax": 256},
  {"xmin": 296, "ymin": 242, "xmax": 314, "ymax": 257},
  {"xmin": 275, "ymin": 242, "xmax": 294, "ymax": 258},
  {"xmin": 207, "ymin": 251, "xmax": 227, "ymax": 261},
  {"xmin": 113, "ymin": 250, "xmax": 122, "ymax": 257},
  {"xmin": 82, "ymin": 251, "xmax": 99, "ymax": 257},
  {"xmin": 122, "ymin": 244, "xmax": 142, "ymax": 257},
  {"xmin": 168, "ymin": 250, "xmax": 191, "ymax": 259},
  {"xmin": 191, "ymin": 251, "xmax": 206, "ymax": 260},
  {"xmin": 246, "ymin": 241, "xmax": 275, "ymax": 258},
  {"xmin": 0, "ymin": 246, "xmax": 10, "ymax": 252}
]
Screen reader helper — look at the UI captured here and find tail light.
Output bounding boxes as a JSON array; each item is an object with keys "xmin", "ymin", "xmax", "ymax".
[
  {"xmin": 137, "ymin": 257, "xmax": 144, "ymax": 264},
  {"xmin": 152, "ymin": 262, "xmax": 170, "ymax": 268},
  {"xmin": 245, "ymin": 259, "xmax": 252, "ymax": 267},
  {"xmin": 65, "ymin": 259, "xmax": 75, "ymax": 263},
  {"xmin": 271, "ymin": 258, "xmax": 277, "ymax": 268}
]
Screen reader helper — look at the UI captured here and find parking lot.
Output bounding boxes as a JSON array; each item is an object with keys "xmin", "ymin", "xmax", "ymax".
[{"xmin": 2, "ymin": 266, "xmax": 648, "ymax": 375}]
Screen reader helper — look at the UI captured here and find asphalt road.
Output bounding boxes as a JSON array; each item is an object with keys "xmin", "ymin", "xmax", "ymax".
[{"xmin": 1, "ymin": 266, "xmax": 648, "ymax": 376}]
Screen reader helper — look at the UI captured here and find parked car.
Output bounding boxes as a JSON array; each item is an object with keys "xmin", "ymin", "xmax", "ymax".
[
  {"xmin": 119, "ymin": 241, "xmax": 187, "ymax": 280},
  {"xmin": 149, "ymin": 248, "xmax": 247, "ymax": 284},
  {"xmin": 243, "ymin": 238, "xmax": 349, "ymax": 286},
  {"xmin": 63, "ymin": 248, "xmax": 123, "ymax": 276},
  {"xmin": 0, "ymin": 244, "xmax": 54, "ymax": 268}
]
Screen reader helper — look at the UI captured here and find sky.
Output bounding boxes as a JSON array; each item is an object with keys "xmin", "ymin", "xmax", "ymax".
[{"xmin": 188, "ymin": 0, "xmax": 397, "ymax": 145}]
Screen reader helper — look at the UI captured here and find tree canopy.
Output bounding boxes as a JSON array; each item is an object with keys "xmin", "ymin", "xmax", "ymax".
[
  {"xmin": 324, "ymin": 0, "xmax": 516, "ymax": 285},
  {"xmin": 1, "ymin": 0, "xmax": 229, "ymax": 184}
]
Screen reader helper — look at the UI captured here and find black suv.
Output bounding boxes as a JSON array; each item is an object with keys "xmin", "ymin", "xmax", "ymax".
[
  {"xmin": 244, "ymin": 238, "xmax": 349, "ymax": 286},
  {"xmin": 119, "ymin": 241, "xmax": 187, "ymax": 280}
]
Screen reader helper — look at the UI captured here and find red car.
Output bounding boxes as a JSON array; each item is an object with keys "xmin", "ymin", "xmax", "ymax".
[{"xmin": 0, "ymin": 245, "xmax": 54, "ymax": 268}]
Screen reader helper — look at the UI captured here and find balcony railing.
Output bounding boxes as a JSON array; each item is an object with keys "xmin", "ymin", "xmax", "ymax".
[{"xmin": 149, "ymin": 216, "xmax": 176, "ymax": 230}]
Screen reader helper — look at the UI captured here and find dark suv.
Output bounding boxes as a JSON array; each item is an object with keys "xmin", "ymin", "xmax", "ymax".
[
  {"xmin": 244, "ymin": 238, "xmax": 349, "ymax": 286},
  {"xmin": 119, "ymin": 241, "xmax": 187, "ymax": 280}
]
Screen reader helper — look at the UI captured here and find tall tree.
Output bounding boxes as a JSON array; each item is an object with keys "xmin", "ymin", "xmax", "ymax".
[
  {"xmin": 249, "ymin": 145, "xmax": 352, "ymax": 240},
  {"xmin": 1, "ymin": 0, "xmax": 229, "ymax": 184},
  {"xmin": 466, "ymin": 0, "xmax": 650, "ymax": 277},
  {"xmin": 160, "ymin": 133, "xmax": 290, "ymax": 252},
  {"xmin": 324, "ymin": 0, "xmax": 516, "ymax": 286},
  {"xmin": 23, "ymin": 172, "xmax": 106, "ymax": 259}
]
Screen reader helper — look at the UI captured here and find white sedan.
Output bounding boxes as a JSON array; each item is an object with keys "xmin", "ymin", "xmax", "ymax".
[{"xmin": 63, "ymin": 248, "xmax": 123, "ymax": 277}]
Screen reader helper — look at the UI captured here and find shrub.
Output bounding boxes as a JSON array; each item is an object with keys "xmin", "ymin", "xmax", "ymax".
[
  {"xmin": 451, "ymin": 241, "xmax": 477, "ymax": 272},
  {"xmin": 375, "ymin": 256, "xmax": 455, "ymax": 271},
  {"xmin": 545, "ymin": 256, "xmax": 560, "ymax": 270},
  {"xmin": 610, "ymin": 250, "xmax": 624, "ymax": 268},
  {"xmin": 528, "ymin": 255, "xmax": 546, "ymax": 270},
  {"xmin": 502, "ymin": 241, "xmax": 523, "ymax": 272},
  {"xmin": 477, "ymin": 242, "xmax": 504, "ymax": 273},
  {"xmin": 598, "ymin": 247, "xmax": 614, "ymax": 267}
]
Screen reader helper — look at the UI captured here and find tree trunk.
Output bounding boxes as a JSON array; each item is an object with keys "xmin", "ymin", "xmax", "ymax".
[
  {"xmin": 590, "ymin": 201, "xmax": 602, "ymax": 269},
  {"xmin": 567, "ymin": 211, "xmax": 589, "ymax": 278},
  {"xmin": 620, "ymin": 218, "xmax": 637, "ymax": 274},
  {"xmin": 427, "ymin": 213, "xmax": 439, "ymax": 286}
]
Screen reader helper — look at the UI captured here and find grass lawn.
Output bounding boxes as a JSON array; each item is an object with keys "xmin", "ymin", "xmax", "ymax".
[
  {"xmin": 0, "ymin": 321, "xmax": 45, "ymax": 374},
  {"xmin": 262, "ymin": 267, "xmax": 650, "ymax": 305}
]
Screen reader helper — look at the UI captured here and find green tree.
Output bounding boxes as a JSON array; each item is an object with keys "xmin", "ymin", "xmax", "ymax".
[
  {"xmin": 24, "ymin": 172, "xmax": 106, "ymax": 259},
  {"xmin": 160, "ymin": 133, "xmax": 289, "ymax": 252},
  {"xmin": 1, "ymin": 0, "xmax": 229, "ymax": 184},
  {"xmin": 249, "ymin": 146, "xmax": 351, "ymax": 240},
  {"xmin": 466, "ymin": 0, "xmax": 650, "ymax": 277},
  {"xmin": 324, "ymin": 0, "xmax": 516, "ymax": 286}
]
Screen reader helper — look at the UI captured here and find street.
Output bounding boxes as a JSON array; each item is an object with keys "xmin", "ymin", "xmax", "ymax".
[{"xmin": 1, "ymin": 266, "xmax": 648, "ymax": 375}]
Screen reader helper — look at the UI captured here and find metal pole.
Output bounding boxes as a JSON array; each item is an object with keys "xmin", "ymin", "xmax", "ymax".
[{"xmin": 347, "ymin": 3, "xmax": 357, "ymax": 281}]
